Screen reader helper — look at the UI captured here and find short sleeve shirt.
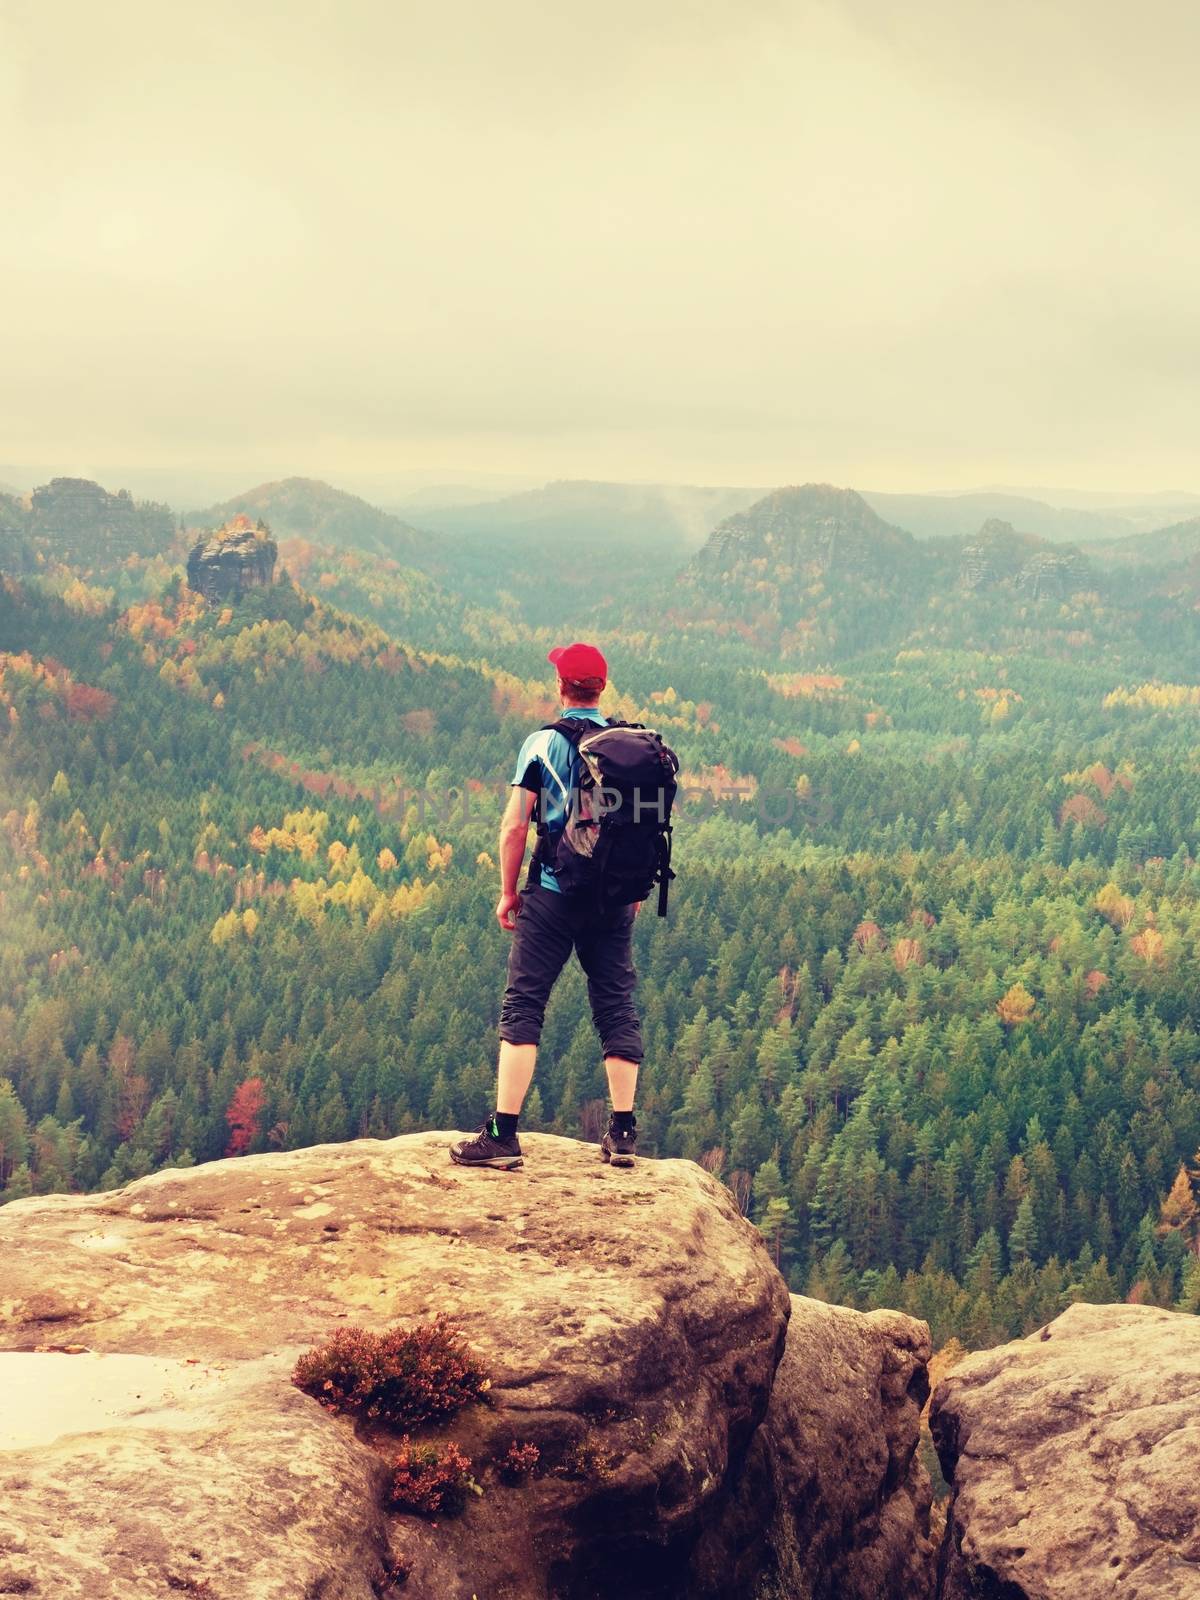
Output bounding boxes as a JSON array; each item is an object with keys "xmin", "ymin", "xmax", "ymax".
[{"xmin": 510, "ymin": 706, "xmax": 608, "ymax": 891}]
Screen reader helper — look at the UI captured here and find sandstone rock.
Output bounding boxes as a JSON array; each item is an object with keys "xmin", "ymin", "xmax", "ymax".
[
  {"xmin": 0, "ymin": 1133, "xmax": 934, "ymax": 1599},
  {"xmin": 0, "ymin": 1352, "xmax": 392, "ymax": 1599},
  {"xmin": 1013, "ymin": 545, "xmax": 1091, "ymax": 600},
  {"xmin": 959, "ymin": 519, "xmax": 1044, "ymax": 589},
  {"xmin": 931, "ymin": 1301, "xmax": 1200, "ymax": 1598},
  {"xmin": 0, "ymin": 1133, "xmax": 785, "ymax": 1598},
  {"xmin": 186, "ymin": 519, "xmax": 277, "ymax": 603},
  {"xmin": 700, "ymin": 1296, "xmax": 937, "ymax": 1599},
  {"xmin": 958, "ymin": 519, "xmax": 1093, "ymax": 599}
]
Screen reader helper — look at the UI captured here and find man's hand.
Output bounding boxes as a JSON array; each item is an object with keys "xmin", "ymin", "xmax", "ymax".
[{"xmin": 496, "ymin": 891, "xmax": 523, "ymax": 931}]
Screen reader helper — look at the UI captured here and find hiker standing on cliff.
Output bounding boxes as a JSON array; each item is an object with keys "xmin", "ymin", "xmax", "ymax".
[{"xmin": 450, "ymin": 642, "xmax": 678, "ymax": 1173}]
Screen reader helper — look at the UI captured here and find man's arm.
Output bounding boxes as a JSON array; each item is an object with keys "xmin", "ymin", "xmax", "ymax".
[{"xmin": 496, "ymin": 784, "xmax": 536, "ymax": 930}]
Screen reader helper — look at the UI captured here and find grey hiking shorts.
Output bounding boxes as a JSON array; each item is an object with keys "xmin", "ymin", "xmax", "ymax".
[{"xmin": 498, "ymin": 884, "xmax": 644, "ymax": 1064}]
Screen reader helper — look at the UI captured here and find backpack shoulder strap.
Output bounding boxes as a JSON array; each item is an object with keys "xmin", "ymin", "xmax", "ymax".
[
  {"xmin": 545, "ymin": 715, "xmax": 630, "ymax": 744},
  {"xmin": 526, "ymin": 719, "xmax": 589, "ymax": 888},
  {"xmin": 543, "ymin": 716, "xmax": 589, "ymax": 744}
]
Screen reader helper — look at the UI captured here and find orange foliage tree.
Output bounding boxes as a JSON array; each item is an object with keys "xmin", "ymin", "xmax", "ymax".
[{"xmin": 225, "ymin": 1077, "xmax": 268, "ymax": 1156}]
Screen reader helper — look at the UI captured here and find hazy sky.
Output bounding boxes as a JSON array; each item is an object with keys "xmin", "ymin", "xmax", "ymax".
[{"xmin": 3, "ymin": 0, "xmax": 1198, "ymax": 497}]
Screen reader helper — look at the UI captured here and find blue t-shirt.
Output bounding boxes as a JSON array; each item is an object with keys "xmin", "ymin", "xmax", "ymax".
[{"xmin": 510, "ymin": 706, "xmax": 608, "ymax": 891}]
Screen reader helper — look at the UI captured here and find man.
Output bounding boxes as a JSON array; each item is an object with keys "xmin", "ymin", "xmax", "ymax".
[{"xmin": 450, "ymin": 642, "xmax": 644, "ymax": 1171}]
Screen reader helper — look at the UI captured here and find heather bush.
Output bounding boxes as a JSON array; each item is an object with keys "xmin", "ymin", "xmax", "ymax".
[
  {"xmin": 292, "ymin": 1315, "xmax": 489, "ymax": 1427},
  {"xmin": 498, "ymin": 1440, "xmax": 540, "ymax": 1482},
  {"xmin": 387, "ymin": 1436, "xmax": 473, "ymax": 1517}
]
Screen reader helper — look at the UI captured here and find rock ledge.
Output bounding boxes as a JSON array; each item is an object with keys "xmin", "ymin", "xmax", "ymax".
[{"xmin": 0, "ymin": 1132, "xmax": 939, "ymax": 1599}]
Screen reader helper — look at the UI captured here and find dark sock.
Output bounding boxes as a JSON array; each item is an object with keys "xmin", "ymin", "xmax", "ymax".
[
  {"xmin": 491, "ymin": 1111, "xmax": 519, "ymax": 1140},
  {"xmin": 610, "ymin": 1110, "xmax": 636, "ymax": 1135}
]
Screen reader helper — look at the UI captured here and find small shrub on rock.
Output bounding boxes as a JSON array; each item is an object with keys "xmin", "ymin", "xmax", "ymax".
[
  {"xmin": 554, "ymin": 1437, "xmax": 614, "ymax": 1481},
  {"xmin": 498, "ymin": 1440, "xmax": 540, "ymax": 1482},
  {"xmin": 387, "ymin": 1436, "xmax": 473, "ymax": 1517},
  {"xmin": 292, "ymin": 1315, "xmax": 489, "ymax": 1427}
]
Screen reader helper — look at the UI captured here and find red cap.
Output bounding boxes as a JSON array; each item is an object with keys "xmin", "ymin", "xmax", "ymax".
[{"xmin": 547, "ymin": 641, "xmax": 608, "ymax": 684}]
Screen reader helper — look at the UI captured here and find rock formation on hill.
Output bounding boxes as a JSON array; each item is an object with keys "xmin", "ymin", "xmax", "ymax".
[
  {"xmin": 958, "ymin": 519, "xmax": 1093, "ymax": 599},
  {"xmin": 0, "ymin": 1132, "xmax": 934, "ymax": 1600},
  {"xmin": 959, "ymin": 518, "xmax": 1050, "ymax": 588},
  {"xmin": 0, "ymin": 477, "xmax": 174, "ymax": 575},
  {"xmin": 931, "ymin": 1301, "xmax": 1200, "ymax": 1598},
  {"xmin": 0, "ymin": 493, "xmax": 32, "ymax": 573},
  {"xmin": 1012, "ymin": 545, "xmax": 1092, "ymax": 600},
  {"xmin": 186, "ymin": 516, "xmax": 278, "ymax": 603}
]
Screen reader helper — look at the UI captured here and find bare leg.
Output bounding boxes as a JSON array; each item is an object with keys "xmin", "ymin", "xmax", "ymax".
[
  {"xmin": 604, "ymin": 1056, "xmax": 638, "ymax": 1114},
  {"xmin": 496, "ymin": 1041, "xmax": 537, "ymax": 1115}
]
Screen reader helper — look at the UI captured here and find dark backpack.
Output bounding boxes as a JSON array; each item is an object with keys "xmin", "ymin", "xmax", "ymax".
[{"xmin": 527, "ymin": 718, "xmax": 680, "ymax": 916}]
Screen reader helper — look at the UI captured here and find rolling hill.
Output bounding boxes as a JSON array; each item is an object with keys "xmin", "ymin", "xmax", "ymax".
[
  {"xmin": 1080, "ymin": 515, "xmax": 1200, "ymax": 570},
  {"xmin": 186, "ymin": 477, "xmax": 430, "ymax": 563},
  {"xmin": 860, "ymin": 488, "xmax": 1139, "ymax": 544}
]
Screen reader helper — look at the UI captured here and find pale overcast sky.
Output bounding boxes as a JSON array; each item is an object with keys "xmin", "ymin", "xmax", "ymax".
[{"xmin": 2, "ymin": 0, "xmax": 1198, "ymax": 496}]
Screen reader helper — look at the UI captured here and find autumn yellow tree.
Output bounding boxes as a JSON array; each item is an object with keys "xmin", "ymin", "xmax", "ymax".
[
  {"xmin": 996, "ymin": 983, "xmax": 1035, "ymax": 1026},
  {"xmin": 1157, "ymin": 1164, "xmax": 1200, "ymax": 1255},
  {"xmin": 1095, "ymin": 882, "xmax": 1134, "ymax": 928}
]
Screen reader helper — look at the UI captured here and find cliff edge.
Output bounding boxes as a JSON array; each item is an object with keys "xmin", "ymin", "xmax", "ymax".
[{"xmin": 0, "ymin": 1132, "xmax": 934, "ymax": 1600}]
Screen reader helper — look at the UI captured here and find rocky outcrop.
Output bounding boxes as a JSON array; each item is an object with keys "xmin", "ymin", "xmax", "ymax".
[
  {"xmin": 959, "ymin": 518, "xmax": 1045, "ymax": 589},
  {"xmin": 0, "ymin": 1132, "xmax": 934, "ymax": 1600},
  {"xmin": 186, "ymin": 518, "xmax": 277, "ymax": 603},
  {"xmin": 4, "ymin": 478, "xmax": 175, "ymax": 572},
  {"xmin": 1012, "ymin": 545, "xmax": 1091, "ymax": 600},
  {"xmin": 931, "ymin": 1302, "xmax": 1200, "ymax": 1598},
  {"xmin": 706, "ymin": 1297, "xmax": 937, "ymax": 1598},
  {"xmin": 959, "ymin": 519, "xmax": 1092, "ymax": 598}
]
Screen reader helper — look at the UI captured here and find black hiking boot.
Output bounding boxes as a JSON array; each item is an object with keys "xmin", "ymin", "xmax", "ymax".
[
  {"xmin": 600, "ymin": 1118, "xmax": 637, "ymax": 1168},
  {"xmin": 450, "ymin": 1121, "xmax": 524, "ymax": 1170}
]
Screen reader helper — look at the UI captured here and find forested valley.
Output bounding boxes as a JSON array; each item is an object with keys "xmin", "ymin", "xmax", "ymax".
[{"xmin": 2, "ymin": 477, "xmax": 1200, "ymax": 1354}]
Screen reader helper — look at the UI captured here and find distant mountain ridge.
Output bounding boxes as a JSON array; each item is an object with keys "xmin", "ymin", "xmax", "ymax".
[
  {"xmin": 412, "ymin": 478, "xmax": 762, "ymax": 550},
  {"xmin": 6, "ymin": 468, "xmax": 1198, "ymax": 657},
  {"xmin": 1079, "ymin": 515, "xmax": 1200, "ymax": 569},
  {"xmin": 861, "ymin": 488, "xmax": 1142, "ymax": 544}
]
